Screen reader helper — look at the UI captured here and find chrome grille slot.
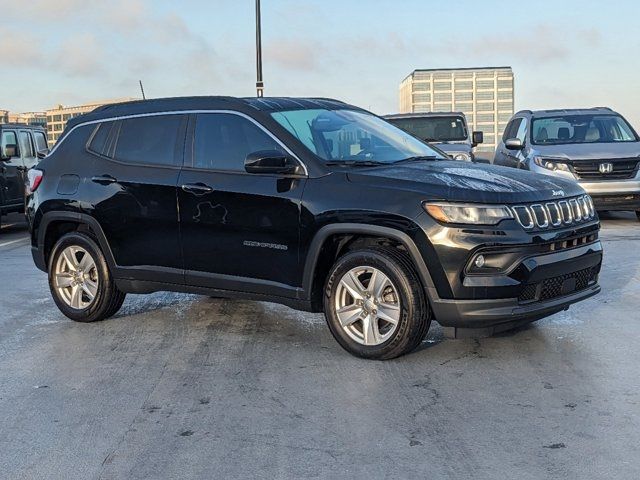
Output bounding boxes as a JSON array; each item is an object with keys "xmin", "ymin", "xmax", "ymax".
[
  {"xmin": 545, "ymin": 202, "xmax": 562, "ymax": 226},
  {"xmin": 512, "ymin": 196, "xmax": 595, "ymax": 230},
  {"xmin": 512, "ymin": 206, "xmax": 534, "ymax": 229},
  {"xmin": 530, "ymin": 204, "xmax": 548, "ymax": 228}
]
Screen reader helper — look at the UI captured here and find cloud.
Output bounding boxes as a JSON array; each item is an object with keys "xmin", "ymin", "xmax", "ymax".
[
  {"xmin": 0, "ymin": 31, "xmax": 45, "ymax": 67},
  {"xmin": 54, "ymin": 33, "xmax": 106, "ymax": 77},
  {"xmin": 266, "ymin": 39, "xmax": 318, "ymax": 71}
]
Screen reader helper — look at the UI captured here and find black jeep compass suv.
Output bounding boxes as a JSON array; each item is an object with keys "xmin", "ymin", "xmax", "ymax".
[{"xmin": 27, "ymin": 97, "xmax": 603, "ymax": 359}]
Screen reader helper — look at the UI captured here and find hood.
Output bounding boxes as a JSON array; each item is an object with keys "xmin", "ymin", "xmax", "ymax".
[
  {"xmin": 435, "ymin": 142, "xmax": 472, "ymax": 154},
  {"xmin": 533, "ymin": 141, "xmax": 640, "ymax": 161},
  {"xmin": 346, "ymin": 160, "xmax": 584, "ymax": 204}
]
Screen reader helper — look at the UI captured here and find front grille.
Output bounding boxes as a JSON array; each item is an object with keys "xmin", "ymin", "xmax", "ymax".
[
  {"xmin": 511, "ymin": 195, "xmax": 595, "ymax": 230},
  {"xmin": 572, "ymin": 159, "xmax": 639, "ymax": 180},
  {"xmin": 518, "ymin": 266, "xmax": 598, "ymax": 303}
]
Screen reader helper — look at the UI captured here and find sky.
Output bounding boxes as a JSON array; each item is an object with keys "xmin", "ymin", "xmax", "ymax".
[{"xmin": 2, "ymin": 0, "xmax": 640, "ymax": 126}]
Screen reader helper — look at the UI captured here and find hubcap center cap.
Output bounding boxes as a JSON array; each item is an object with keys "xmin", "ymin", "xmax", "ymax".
[{"xmin": 364, "ymin": 298, "xmax": 376, "ymax": 312}]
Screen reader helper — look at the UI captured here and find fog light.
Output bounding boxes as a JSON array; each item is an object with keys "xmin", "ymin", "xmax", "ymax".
[{"xmin": 474, "ymin": 255, "xmax": 485, "ymax": 268}]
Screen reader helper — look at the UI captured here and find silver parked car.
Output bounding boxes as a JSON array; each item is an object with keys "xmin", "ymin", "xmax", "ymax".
[{"xmin": 494, "ymin": 107, "xmax": 640, "ymax": 220}]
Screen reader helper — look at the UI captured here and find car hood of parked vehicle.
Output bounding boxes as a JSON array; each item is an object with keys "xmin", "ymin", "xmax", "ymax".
[
  {"xmin": 432, "ymin": 142, "xmax": 472, "ymax": 154},
  {"xmin": 345, "ymin": 160, "xmax": 585, "ymax": 204},
  {"xmin": 532, "ymin": 141, "xmax": 640, "ymax": 161}
]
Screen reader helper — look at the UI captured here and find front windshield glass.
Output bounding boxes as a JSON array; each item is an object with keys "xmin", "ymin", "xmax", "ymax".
[
  {"xmin": 271, "ymin": 109, "xmax": 446, "ymax": 163},
  {"xmin": 390, "ymin": 116, "xmax": 468, "ymax": 142},
  {"xmin": 531, "ymin": 114, "xmax": 638, "ymax": 145}
]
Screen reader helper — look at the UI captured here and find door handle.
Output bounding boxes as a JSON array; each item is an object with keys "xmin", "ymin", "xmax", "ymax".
[
  {"xmin": 91, "ymin": 175, "xmax": 118, "ymax": 185},
  {"xmin": 181, "ymin": 182, "xmax": 213, "ymax": 194}
]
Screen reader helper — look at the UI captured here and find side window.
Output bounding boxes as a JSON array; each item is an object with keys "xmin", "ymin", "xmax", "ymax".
[
  {"xmin": 114, "ymin": 115, "xmax": 183, "ymax": 166},
  {"xmin": 1, "ymin": 131, "xmax": 18, "ymax": 157},
  {"xmin": 515, "ymin": 118, "xmax": 528, "ymax": 142},
  {"xmin": 19, "ymin": 131, "xmax": 34, "ymax": 158},
  {"xmin": 503, "ymin": 118, "xmax": 522, "ymax": 141},
  {"xmin": 193, "ymin": 113, "xmax": 283, "ymax": 170},
  {"xmin": 88, "ymin": 121, "xmax": 119, "ymax": 158},
  {"xmin": 34, "ymin": 131, "xmax": 48, "ymax": 152}
]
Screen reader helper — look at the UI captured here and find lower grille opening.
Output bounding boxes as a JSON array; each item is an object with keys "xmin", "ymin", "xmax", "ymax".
[{"xmin": 518, "ymin": 266, "xmax": 598, "ymax": 304}]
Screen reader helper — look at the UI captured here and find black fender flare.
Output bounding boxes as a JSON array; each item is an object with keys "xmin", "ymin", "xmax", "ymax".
[
  {"xmin": 35, "ymin": 211, "xmax": 117, "ymax": 271},
  {"xmin": 301, "ymin": 223, "xmax": 439, "ymax": 302}
]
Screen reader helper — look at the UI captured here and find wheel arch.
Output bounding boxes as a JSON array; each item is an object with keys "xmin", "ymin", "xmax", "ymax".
[
  {"xmin": 36, "ymin": 212, "xmax": 116, "ymax": 272},
  {"xmin": 302, "ymin": 223, "xmax": 438, "ymax": 311}
]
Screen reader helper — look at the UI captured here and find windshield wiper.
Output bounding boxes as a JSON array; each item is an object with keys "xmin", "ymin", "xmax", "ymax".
[
  {"xmin": 393, "ymin": 155, "xmax": 439, "ymax": 165},
  {"xmin": 325, "ymin": 160, "xmax": 388, "ymax": 167}
]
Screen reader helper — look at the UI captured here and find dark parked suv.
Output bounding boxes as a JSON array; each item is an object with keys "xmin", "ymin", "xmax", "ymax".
[
  {"xmin": 27, "ymin": 97, "xmax": 603, "ymax": 359},
  {"xmin": 1, "ymin": 123, "xmax": 47, "ymax": 228}
]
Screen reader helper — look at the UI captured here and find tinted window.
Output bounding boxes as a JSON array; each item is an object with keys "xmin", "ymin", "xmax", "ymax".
[
  {"xmin": 1, "ymin": 131, "xmax": 18, "ymax": 156},
  {"xmin": 34, "ymin": 131, "xmax": 48, "ymax": 151},
  {"xmin": 193, "ymin": 113, "xmax": 283, "ymax": 170},
  {"xmin": 88, "ymin": 121, "xmax": 118, "ymax": 157},
  {"xmin": 115, "ymin": 115, "xmax": 183, "ymax": 166},
  {"xmin": 19, "ymin": 131, "xmax": 34, "ymax": 158}
]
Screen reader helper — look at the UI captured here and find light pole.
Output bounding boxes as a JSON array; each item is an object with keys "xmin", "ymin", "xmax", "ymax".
[{"xmin": 255, "ymin": 0, "xmax": 264, "ymax": 97}]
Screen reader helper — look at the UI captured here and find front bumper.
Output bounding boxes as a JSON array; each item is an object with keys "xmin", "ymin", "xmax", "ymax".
[
  {"xmin": 579, "ymin": 179, "xmax": 640, "ymax": 210},
  {"xmin": 421, "ymin": 223, "xmax": 603, "ymax": 328}
]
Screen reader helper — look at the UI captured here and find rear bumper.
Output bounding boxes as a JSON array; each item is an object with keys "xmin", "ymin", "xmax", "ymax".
[{"xmin": 430, "ymin": 241, "xmax": 603, "ymax": 328}]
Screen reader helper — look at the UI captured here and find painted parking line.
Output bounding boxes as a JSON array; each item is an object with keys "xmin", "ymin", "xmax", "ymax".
[{"xmin": 0, "ymin": 237, "xmax": 29, "ymax": 248}]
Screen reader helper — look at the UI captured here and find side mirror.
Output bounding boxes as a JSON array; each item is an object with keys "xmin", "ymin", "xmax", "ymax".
[
  {"xmin": 244, "ymin": 150, "xmax": 301, "ymax": 175},
  {"xmin": 1, "ymin": 143, "xmax": 18, "ymax": 160},
  {"xmin": 36, "ymin": 149, "xmax": 50, "ymax": 160},
  {"xmin": 472, "ymin": 131, "xmax": 484, "ymax": 147},
  {"xmin": 505, "ymin": 138, "xmax": 524, "ymax": 151}
]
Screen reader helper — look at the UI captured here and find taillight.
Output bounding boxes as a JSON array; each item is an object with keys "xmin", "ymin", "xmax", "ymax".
[{"xmin": 27, "ymin": 168, "xmax": 44, "ymax": 194}]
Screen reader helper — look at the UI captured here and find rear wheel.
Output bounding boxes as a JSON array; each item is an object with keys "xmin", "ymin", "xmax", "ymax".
[
  {"xmin": 323, "ymin": 247, "xmax": 431, "ymax": 360},
  {"xmin": 48, "ymin": 232, "xmax": 126, "ymax": 322}
]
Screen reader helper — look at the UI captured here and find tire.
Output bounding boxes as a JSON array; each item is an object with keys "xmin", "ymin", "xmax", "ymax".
[
  {"xmin": 48, "ymin": 231, "xmax": 126, "ymax": 322},
  {"xmin": 323, "ymin": 247, "xmax": 431, "ymax": 360},
  {"xmin": 636, "ymin": 211, "xmax": 640, "ymax": 221}
]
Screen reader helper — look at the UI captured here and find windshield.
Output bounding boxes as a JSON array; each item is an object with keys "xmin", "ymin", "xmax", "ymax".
[
  {"xmin": 271, "ymin": 109, "xmax": 446, "ymax": 163},
  {"xmin": 531, "ymin": 114, "xmax": 638, "ymax": 145},
  {"xmin": 389, "ymin": 116, "xmax": 468, "ymax": 142}
]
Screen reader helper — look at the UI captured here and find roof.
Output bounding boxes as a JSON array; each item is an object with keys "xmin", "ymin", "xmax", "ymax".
[
  {"xmin": 516, "ymin": 107, "xmax": 616, "ymax": 118},
  {"xmin": 66, "ymin": 96, "xmax": 357, "ymax": 129},
  {"xmin": 384, "ymin": 112, "xmax": 466, "ymax": 120},
  {"xmin": 0, "ymin": 123, "xmax": 46, "ymax": 130}
]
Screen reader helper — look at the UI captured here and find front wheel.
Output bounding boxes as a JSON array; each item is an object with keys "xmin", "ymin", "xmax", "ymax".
[
  {"xmin": 323, "ymin": 247, "xmax": 431, "ymax": 360},
  {"xmin": 48, "ymin": 232, "xmax": 126, "ymax": 322}
]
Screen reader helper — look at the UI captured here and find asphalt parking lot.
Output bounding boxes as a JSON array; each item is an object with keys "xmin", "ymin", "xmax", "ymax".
[{"xmin": 0, "ymin": 212, "xmax": 638, "ymax": 479}]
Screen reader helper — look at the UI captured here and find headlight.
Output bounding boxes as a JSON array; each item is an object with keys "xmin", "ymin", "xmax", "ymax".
[
  {"xmin": 533, "ymin": 156, "xmax": 571, "ymax": 172},
  {"xmin": 452, "ymin": 153, "xmax": 471, "ymax": 161},
  {"xmin": 423, "ymin": 202, "xmax": 513, "ymax": 225}
]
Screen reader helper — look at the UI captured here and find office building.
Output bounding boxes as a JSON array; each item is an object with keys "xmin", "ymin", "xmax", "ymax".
[{"xmin": 399, "ymin": 67, "xmax": 515, "ymax": 153}]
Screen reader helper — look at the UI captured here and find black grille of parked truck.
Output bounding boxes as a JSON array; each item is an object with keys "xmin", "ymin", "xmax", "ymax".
[{"xmin": 27, "ymin": 97, "xmax": 603, "ymax": 359}]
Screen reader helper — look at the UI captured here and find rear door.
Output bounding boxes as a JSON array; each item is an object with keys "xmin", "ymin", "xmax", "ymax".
[
  {"xmin": 88, "ymin": 114, "xmax": 187, "ymax": 283},
  {"xmin": 1, "ymin": 130, "xmax": 24, "ymax": 206},
  {"xmin": 178, "ymin": 112, "xmax": 305, "ymax": 296}
]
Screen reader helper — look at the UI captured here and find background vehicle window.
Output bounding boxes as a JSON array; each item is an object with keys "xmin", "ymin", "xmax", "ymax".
[
  {"xmin": 1, "ymin": 131, "xmax": 18, "ymax": 157},
  {"xmin": 115, "ymin": 115, "xmax": 182, "ymax": 166},
  {"xmin": 503, "ymin": 118, "xmax": 522, "ymax": 141},
  {"xmin": 19, "ymin": 132, "xmax": 34, "ymax": 158},
  {"xmin": 34, "ymin": 131, "xmax": 48, "ymax": 152},
  {"xmin": 391, "ymin": 116, "xmax": 467, "ymax": 142},
  {"xmin": 193, "ymin": 113, "xmax": 282, "ymax": 170},
  {"xmin": 531, "ymin": 114, "xmax": 638, "ymax": 145},
  {"xmin": 515, "ymin": 118, "xmax": 528, "ymax": 142}
]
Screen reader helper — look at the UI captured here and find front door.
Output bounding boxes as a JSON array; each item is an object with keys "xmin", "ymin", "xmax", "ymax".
[
  {"xmin": 1, "ymin": 130, "xmax": 24, "ymax": 206},
  {"xmin": 178, "ymin": 113, "xmax": 305, "ymax": 297}
]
